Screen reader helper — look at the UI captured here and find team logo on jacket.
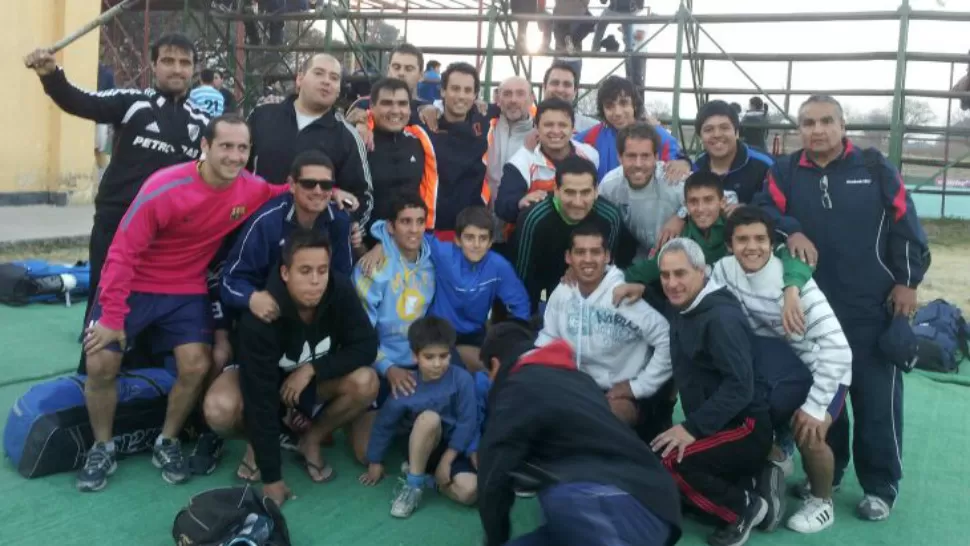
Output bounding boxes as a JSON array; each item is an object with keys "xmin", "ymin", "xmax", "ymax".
[
  {"xmin": 187, "ymin": 124, "xmax": 200, "ymax": 142},
  {"xmin": 396, "ymin": 288, "xmax": 427, "ymax": 322},
  {"xmin": 230, "ymin": 205, "xmax": 247, "ymax": 220},
  {"xmin": 279, "ymin": 338, "xmax": 331, "ymax": 371}
]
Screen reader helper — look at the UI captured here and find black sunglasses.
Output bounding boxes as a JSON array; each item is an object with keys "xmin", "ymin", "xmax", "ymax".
[{"xmin": 297, "ymin": 178, "xmax": 335, "ymax": 191}]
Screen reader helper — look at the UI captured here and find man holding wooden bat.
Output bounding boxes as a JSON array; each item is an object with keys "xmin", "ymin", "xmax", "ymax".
[{"xmin": 24, "ymin": 33, "xmax": 210, "ymax": 377}]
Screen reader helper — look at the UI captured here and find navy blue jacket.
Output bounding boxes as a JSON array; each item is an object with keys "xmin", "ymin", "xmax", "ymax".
[
  {"xmin": 755, "ymin": 140, "xmax": 929, "ymax": 322},
  {"xmin": 694, "ymin": 141, "xmax": 773, "ymax": 204},
  {"xmin": 221, "ymin": 193, "xmax": 354, "ymax": 311},
  {"xmin": 668, "ymin": 285, "xmax": 769, "ymax": 439},
  {"xmin": 424, "ymin": 105, "xmax": 500, "ymax": 232}
]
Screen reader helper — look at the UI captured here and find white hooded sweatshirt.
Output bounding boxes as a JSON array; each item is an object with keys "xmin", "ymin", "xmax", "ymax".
[{"xmin": 536, "ymin": 266, "xmax": 672, "ymax": 399}]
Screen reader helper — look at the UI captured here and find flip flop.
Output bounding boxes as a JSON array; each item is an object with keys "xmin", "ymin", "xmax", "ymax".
[
  {"xmin": 298, "ymin": 455, "xmax": 336, "ymax": 484},
  {"xmin": 236, "ymin": 459, "xmax": 261, "ymax": 483}
]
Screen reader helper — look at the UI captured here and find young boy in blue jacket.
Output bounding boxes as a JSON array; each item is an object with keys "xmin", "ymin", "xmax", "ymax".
[
  {"xmin": 359, "ymin": 206, "xmax": 531, "ymax": 371},
  {"xmin": 359, "ymin": 317, "xmax": 479, "ymax": 518}
]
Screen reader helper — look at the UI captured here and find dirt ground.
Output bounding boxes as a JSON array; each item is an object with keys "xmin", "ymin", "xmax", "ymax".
[{"xmin": 1, "ymin": 219, "xmax": 967, "ymax": 311}]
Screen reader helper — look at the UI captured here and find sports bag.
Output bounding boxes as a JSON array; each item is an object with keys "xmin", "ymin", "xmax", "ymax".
[
  {"xmin": 4, "ymin": 368, "xmax": 176, "ymax": 478},
  {"xmin": 172, "ymin": 485, "xmax": 291, "ymax": 546},
  {"xmin": 0, "ymin": 260, "xmax": 91, "ymax": 306},
  {"xmin": 911, "ymin": 299, "xmax": 970, "ymax": 373}
]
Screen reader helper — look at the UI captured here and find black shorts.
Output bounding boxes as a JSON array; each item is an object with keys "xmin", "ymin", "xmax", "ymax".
[
  {"xmin": 428, "ymin": 442, "xmax": 476, "ymax": 478},
  {"xmin": 455, "ymin": 329, "xmax": 486, "ymax": 348}
]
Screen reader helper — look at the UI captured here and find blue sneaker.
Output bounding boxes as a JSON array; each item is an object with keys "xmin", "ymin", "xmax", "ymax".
[
  {"xmin": 153, "ymin": 437, "xmax": 190, "ymax": 485},
  {"xmin": 76, "ymin": 441, "xmax": 117, "ymax": 492}
]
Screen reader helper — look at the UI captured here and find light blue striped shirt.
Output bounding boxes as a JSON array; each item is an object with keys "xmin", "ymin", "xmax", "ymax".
[{"xmin": 189, "ymin": 85, "xmax": 224, "ymax": 117}]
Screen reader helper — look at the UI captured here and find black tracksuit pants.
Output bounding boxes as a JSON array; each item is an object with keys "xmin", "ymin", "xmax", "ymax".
[
  {"xmin": 829, "ymin": 319, "xmax": 903, "ymax": 504},
  {"xmin": 77, "ymin": 212, "xmax": 121, "ymax": 374},
  {"xmin": 663, "ymin": 416, "xmax": 772, "ymax": 524}
]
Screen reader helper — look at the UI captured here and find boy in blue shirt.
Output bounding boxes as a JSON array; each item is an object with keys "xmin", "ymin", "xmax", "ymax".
[
  {"xmin": 359, "ymin": 317, "xmax": 479, "ymax": 518},
  {"xmin": 359, "ymin": 206, "xmax": 531, "ymax": 371}
]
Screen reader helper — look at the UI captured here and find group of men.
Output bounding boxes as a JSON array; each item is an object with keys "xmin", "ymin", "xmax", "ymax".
[{"xmin": 24, "ymin": 30, "xmax": 929, "ymax": 546}]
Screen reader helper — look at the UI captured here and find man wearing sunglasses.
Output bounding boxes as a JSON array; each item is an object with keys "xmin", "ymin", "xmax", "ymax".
[
  {"xmin": 222, "ymin": 150, "xmax": 361, "ymax": 323},
  {"xmin": 755, "ymin": 95, "xmax": 929, "ymax": 523}
]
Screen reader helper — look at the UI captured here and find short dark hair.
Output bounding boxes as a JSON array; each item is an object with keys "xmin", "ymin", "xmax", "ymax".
[
  {"xmin": 455, "ymin": 206, "xmax": 494, "ymax": 238},
  {"xmin": 151, "ymin": 33, "xmax": 196, "ymax": 65},
  {"xmin": 203, "ymin": 113, "xmax": 248, "ymax": 142},
  {"xmin": 199, "ymin": 69, "xmax": 215, "ymax": 84},
  {"xmin": 289, "ymin": 150, "xmax": 335, "ymax": 181},
  {"xmin": 282, "ymin": 227, "xmax": 332, "ymax": 267},
  {"xmin": 695, "ymin": 100, "xmax": 740, "ymax": 135},
  {"xmin": 300, "ymin": 53, "xmax": 340, "ymax": 75},
  {"xmin": 370, "ymin": 77, "xmax": 412, "ymax": 102},
  {"xmin": 442, "ymin": 62, "xmax": 481, "ymax": 94},
  {"xmin": 390, "ymin": 43, "xmax": 424, "ymax": 73},
  {"xmin": 426, "ymin": 60, "xmax": 441, "ymax": 71},
  {"xmin": 543, "ymin": 61, "xmax": 578, "ymax": 88},
  {"xmin": 408, "ymin": 316, "xmax": 456, "ymax": 354},
  {"xmin": 535, "ymin": 97, "xmax": 575, "ymax": 127},
  {"xmin": 555, "ymin": 155, "xmax": 598, "ymax": 188},
  {"xmin": 596, "ymin": 76, "xmax": 643, "ymax": 121},
  {"xmin": 616, "ymin": 122, "xmax": 661, "ymax": 157},
  {"xmin": 684, "ymin": 170, "xmax": 724, "ymax": 198},
  {"xmin": 749, "ymin": 96, "xmax": 765, "ymax": 110},
  {"xmin": 724, "ymin": 206, "xmax": 775, "ymax": 243},
  {"xmin": 388, "ymin": 193, "xmax": 428, "ymax": 222},
  {"xmin": 569, "ymin": 221, "xmax": 607, "ymax": 250}
]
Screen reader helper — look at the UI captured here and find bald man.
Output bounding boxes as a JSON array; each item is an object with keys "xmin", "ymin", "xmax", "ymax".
[
  {"xmin": 248, "ymin": 53, "xmax": 374, "ymax": 227},
  {"xmin": 485, "ymin": 76, "xmax": 536, "ymax": 196}
]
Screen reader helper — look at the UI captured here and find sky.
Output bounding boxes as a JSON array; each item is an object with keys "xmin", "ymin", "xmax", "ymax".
[{"xmin": 325, "ymin": 0, "xmax": 969, "ymax": 124}]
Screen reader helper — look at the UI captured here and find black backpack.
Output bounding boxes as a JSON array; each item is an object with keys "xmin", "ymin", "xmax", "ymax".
[{"xmin": 172, "ymin": 486, "xmax": 291, "ymax": 546}]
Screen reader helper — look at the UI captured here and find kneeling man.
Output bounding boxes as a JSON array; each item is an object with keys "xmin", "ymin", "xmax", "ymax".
[
  {"xmin": 539, "ymin": 221, "xmax": 674, "ymax": 441},
  {"xmin": 653, "ymin": 237, "xmax": 779, "ymax": 546},
  {"xmin": 206, "ymin": 228, "xmax": 378, "ymax": 506}
]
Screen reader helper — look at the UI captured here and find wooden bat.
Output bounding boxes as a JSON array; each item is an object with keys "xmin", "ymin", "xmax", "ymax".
[{"xmin": 26, "ymin": 0, "xmax": 142, "ymax": 67}]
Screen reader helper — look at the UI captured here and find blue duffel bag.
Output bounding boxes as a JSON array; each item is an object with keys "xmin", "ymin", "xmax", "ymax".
[{"xmin": 4, "ymin": 368, "xmax": 177, "ymax": 478}]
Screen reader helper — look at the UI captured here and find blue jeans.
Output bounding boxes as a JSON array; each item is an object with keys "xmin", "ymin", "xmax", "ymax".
[{"xmin": 506, "ymin": 482, "xmax": 671, "ymax": 546}]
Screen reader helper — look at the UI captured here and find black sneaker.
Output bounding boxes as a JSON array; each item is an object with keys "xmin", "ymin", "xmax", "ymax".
[
  {"xmin": 153, "ymin": 438, "xmax": 190, "ymax": 485},
  {"xmin": 189, "ymin": 433, "xmax": 225, "ymax": 476},
  {"xmin": 755, "ymin": 463, "xmax": 786, "ymax": 532},
  {"xmin": 76, "ymin": 442, "xmax": 118, "ymax": 492},
  {"xmin": 707, "ymin": 495, "xmax": 768, "ymax": 546}
]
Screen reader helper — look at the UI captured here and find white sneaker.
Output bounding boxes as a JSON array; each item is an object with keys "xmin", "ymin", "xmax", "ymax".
[{"xmin": 787, "ymin": 496, "xmax": 835, "ymax": 533}]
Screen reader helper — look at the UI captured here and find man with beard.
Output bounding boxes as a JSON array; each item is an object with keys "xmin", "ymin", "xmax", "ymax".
[
  {"xmin": 77, "ymin": 115, "xmax": 288, "ymax": 492},
  {"xmin": 24, "ymin": 34, "xmax": 210, "ymax": 373},
  {"xmin": 598, "ymin": 122, "xmax": 684, "ymax": 260}
]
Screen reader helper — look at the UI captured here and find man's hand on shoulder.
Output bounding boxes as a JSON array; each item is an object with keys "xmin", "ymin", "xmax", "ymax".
[
  {"xmin": 249, "ymin": 291, "xmax": 280, "ymax": 323},
  {"xmin": 786, "ymin": 233, "xmax": 818, "ymax": 268}
]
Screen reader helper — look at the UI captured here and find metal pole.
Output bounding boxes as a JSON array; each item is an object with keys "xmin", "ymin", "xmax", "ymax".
[
  {"xmin": 483, "ymin": 7, "xmax": 498, "ymax": 103},
  {"xmin": 941, "ymin": 61, "xmax": 956, "ymax": 217},
  {"xmin": 783, "ymin": 61, "xmax": 793, "ymax": 116},
  {"xmin": 476, "ymin": 0, "xmax": 484, "ymax": 69},
  {"xmin": 142, "ymin": 0, "xmax": 151, "ymax": 89},
  {"xmin": 182, "ymin": 0, "xmax": 189, "ymax": 32},
  {"xmin": 889, "ymin": 0, "xmax": 911, "ymax": 168},
  {"xmin": 671, "ymin": 3, "xmax": 687, "ymax": 143}
]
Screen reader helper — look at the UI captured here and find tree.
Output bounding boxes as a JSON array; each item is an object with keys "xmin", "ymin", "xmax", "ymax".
[
  {"xmin": 644, "ymin": 99, "xmax": 672, "ymax": 120},
  {"xmin": 903, "ymin": 98, "xmax": 936, "ymax": 127}
]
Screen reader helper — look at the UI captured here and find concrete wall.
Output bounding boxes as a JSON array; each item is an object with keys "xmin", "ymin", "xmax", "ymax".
[{"xmin": 1, "ymin": 0, "xmax": 102, "ymax": 204}]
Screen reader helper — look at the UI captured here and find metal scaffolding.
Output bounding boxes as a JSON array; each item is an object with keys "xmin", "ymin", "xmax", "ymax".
[{"xmin": 98, "ymin": 0, "xmax": 970, "ymax": 215}]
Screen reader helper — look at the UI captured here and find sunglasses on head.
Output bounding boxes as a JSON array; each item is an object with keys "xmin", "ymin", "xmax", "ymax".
[{"xmin": 297, "ymin": 178, "xmax": 335, "ymax": 191}]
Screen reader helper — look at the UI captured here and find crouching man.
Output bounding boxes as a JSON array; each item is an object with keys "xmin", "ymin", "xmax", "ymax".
[
  {"xmin": 653, "ymin": 237, "xmax": 779, "ymax": 546},
  {"xmin": 543, "ymin": 221, "xmax": 674, "ymax": 442},
  {"xmin": 203, "ymin": 228, "xmax": 379, "ymax": 506},
  {"xmin": 477, "ymin": 321, "xmax": 683, "ymax": 546}
]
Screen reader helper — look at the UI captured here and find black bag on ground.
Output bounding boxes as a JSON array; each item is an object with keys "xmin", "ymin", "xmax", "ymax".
[
  {"xmin": 4, "ymin": 369, "xmax": 181, "ymax": 478},
  {"xmin": 912, "ymin": 299, "xmax": 970, "ymax": 373},
  {"xmin": 172, "ymin": 485, "xmax": 291, "ymax": 546}
]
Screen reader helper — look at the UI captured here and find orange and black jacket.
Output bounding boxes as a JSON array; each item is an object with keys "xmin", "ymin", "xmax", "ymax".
[{"xmin": 365, "ymin": 114, "xmax": 439, "ymax": 232}]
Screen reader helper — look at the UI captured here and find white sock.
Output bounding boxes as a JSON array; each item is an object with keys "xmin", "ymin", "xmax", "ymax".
[
  {"xmin": 100, "ymin": 440, "xmax": 116, "ymax": 453},
  {"xmin": 155, "ymin": 435, "xmax": 172, "ymax": 448}
]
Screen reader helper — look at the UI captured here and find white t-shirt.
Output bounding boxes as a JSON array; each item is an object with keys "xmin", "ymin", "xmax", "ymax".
[{"xmin": 295, "ymin": 105, "xmax": 323, "ymax": 131}]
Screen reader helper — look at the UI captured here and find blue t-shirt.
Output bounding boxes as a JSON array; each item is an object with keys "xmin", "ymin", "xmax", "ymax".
[
  {"xmin": 189, "ymin": 85, "xmax": 225, "ymax": 117},
  {"xmin": 417, "ymin": 69, "xmax": 442, "ymax": 102}
]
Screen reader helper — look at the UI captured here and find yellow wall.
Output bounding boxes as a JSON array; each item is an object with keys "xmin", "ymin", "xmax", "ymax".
[{"xmin": 1, "ymin": 0, "xmax": 102, "ymax": 201}]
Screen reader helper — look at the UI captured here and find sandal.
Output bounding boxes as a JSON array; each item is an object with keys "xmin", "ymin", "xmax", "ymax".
[
  {"xmin": 236, "ymin": 459, "xmax": 261, "ymax": 483},
  {"xmin": 298, "ymin": 454, "xmax": 336, "ymax": 483}
]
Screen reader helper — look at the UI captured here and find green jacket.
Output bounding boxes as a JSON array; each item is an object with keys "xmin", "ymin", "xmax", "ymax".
[{"xmin": 624, "ymin": 217, "xmax": 813, "ymax": 289}]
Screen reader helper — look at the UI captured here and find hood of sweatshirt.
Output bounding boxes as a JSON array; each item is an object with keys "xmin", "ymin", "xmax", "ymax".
[
  {"xmin": 370, "ymin": 219, "xmax": 432, "ymax": 268},
  {"xmin": 681, "ymin": 279, "xmax": 735, "ymax": 316}
]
